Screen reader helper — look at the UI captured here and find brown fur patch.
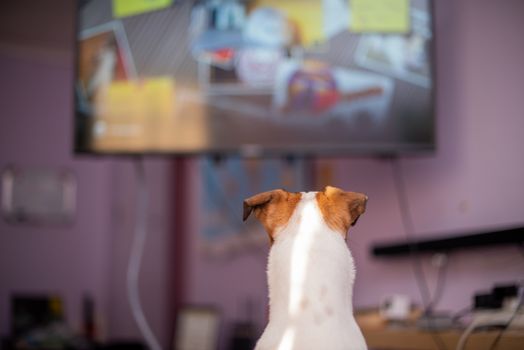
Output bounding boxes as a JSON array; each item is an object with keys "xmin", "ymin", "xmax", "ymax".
[
  {"xmin": 316, "ymin": 186, "xmax": 368, "ymax": 238},
  {"xmin": 243, "ymin": 189, "xmax": 302, "ymax": 241}
]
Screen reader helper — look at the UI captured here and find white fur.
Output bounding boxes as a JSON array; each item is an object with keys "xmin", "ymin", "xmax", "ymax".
[{"xmin": 255, "ymin": 192, "xmax": 367, "ymax": 350}]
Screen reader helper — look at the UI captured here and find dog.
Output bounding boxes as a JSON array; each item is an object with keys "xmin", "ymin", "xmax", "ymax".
[{"xmin": 243, "ymin": 186, "xmax": 368, "ymax": 350}]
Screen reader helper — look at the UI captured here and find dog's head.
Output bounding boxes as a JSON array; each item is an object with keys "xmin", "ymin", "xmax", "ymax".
[{"xmin": 243, "ymin": 186, "xmax": 367, "ymax": 242}]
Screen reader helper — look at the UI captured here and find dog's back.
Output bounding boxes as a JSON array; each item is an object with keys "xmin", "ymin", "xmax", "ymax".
[{"xmin": 244, "ymin": 187, "xmax": 368, "ymax": 350}]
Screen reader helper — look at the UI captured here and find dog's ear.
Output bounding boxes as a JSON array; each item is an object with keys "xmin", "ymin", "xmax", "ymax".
[
  {"xmin": 243, "ymin": 189, "xmax": 301, "ymax": 241},
  {"xmin": 243, "ymin": 190, "xmax": 275, "ymax": 221},
  {"xmin": 317, "ymin": 186, "xmax": 368, "ymax": 237}
]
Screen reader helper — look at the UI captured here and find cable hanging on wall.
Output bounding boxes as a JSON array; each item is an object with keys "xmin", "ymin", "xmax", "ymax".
[
  {"xmin": 390, "ymin": 157, "xmax": 449, "ymax": 350},
  {"xmin": 127, "ymin": 158, "xmax": 162, "ymax": 350}
]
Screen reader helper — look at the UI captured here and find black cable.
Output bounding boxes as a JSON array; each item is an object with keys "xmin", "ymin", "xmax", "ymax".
[
  {"xmin": 390, "ymin": 158, "xmax": 448, "ymax": 350},
  {"xmin": 390, "ymin": 159, "xmax": 432, "ymax": 303}
]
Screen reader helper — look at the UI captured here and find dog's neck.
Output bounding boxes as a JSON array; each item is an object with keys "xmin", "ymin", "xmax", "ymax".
[{"xmin": 267, "ymin": 192, "xmax": 356, "ymax": 331}]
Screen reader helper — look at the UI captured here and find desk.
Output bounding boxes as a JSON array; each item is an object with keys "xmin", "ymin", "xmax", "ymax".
[{"xmin": 362, "ymin": 328, "xmax": 524, "ymax": 350}]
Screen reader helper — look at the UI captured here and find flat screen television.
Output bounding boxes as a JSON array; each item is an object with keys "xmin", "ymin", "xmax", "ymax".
[{"xmin": 75, "ymin": 0, "xmax": 435, "ymax": 156}]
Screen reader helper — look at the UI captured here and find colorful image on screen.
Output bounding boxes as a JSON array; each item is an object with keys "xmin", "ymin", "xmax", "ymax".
[{"xmin": 75, "ymin": 0, "xmax": 434, "ymax": 155}]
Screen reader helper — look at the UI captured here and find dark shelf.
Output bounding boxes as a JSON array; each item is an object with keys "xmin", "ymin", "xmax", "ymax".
[{"xmin": 371, "ymin": 226, "xmax": 524, "ymax": 257}]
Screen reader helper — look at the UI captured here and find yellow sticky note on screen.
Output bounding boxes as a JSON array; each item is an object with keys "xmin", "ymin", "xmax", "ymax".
[
  {"xmin": 350, "ymin": 0, "xmax": 410, "ymax": 33},
  {"xmin": 254, "ymin": 0, "xmax": 324, "ymax": 46},
  {"xmin": 93, "ymin": 77, "xmax": 175, "ymax": 151},
  {"xmin": 97, "ymin": 78, "xmax": 175, "ymax": 122},
  {"xmin": 113, "ymin": 0, "xmax": 173, "ymax": 19}
]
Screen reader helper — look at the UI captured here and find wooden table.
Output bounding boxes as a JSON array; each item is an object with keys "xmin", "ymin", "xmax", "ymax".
[{"xmin": 362, "ymin": 328, "xmax": 524, "ymax": 350}]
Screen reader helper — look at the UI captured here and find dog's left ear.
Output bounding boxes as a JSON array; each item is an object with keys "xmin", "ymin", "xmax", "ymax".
[
  {"xmin": 243, "ymin": 189, "xmax": 302, "ymax": 241},
  {"xmin": 317, "ymin": 186, "xmax": 368, "ymax": 236},
  {"xmin": 243, "ymin": 190, "xmax": 276, "ymax": 222}
]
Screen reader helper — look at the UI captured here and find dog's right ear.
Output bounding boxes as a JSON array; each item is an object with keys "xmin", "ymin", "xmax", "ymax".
[{"xmin": 243, "ymin": 189, "xmax": 302, "ymax": 241}]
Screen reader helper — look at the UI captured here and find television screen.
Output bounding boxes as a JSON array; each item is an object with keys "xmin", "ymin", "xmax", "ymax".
[{"xmin": 75, "ymin": 0, "xmax": 434, "ymax": 156}]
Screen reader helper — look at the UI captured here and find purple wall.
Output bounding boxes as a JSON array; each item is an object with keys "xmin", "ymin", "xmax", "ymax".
[
  {"xmin": 105, "ymin": 159, "xmax": 173, "ymax": 345},
  {"xmin": 185, "ymin": 0, "xmax": 524, "ymax": 346},
  {"xmin": 0, "ymin": 54, "xmax": 174, "ymax": 348},
  {"xmin": 0, "ymin": 2, "xmax": 174, "ymax": 347},
  {"xmin": 0, "ymin": 52, "xmax": 114, "ymax": 336}
]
